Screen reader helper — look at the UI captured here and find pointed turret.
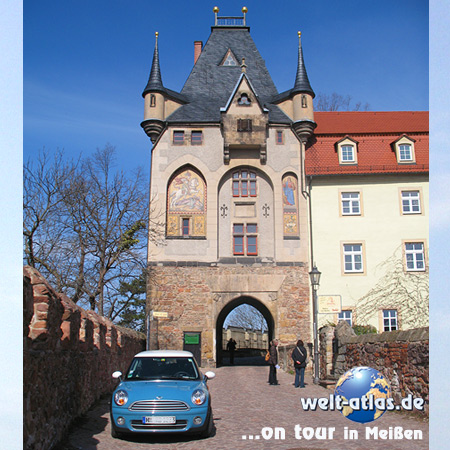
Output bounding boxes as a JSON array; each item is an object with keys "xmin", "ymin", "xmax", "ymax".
[
  {"xmin": 143, "ymin": 32, "xmax": 164, "ymax": 96},
  {"xmin": 292, "ymin": 31, "xmax": 315, "ymax": 97},
  {"xmin": 291, "ymin": 32, "xmax": 316, "ymax": 141}
]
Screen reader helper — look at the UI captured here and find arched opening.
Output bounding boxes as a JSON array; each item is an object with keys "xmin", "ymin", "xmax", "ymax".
[{"xmin": 216, "ymin": 296, "xmax": 274, "ymax": 367}]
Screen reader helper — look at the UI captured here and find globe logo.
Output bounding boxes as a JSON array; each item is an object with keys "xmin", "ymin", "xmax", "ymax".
[{"xmin": 335, "ymin": 366, "xmax": 392, "ymax": 423}]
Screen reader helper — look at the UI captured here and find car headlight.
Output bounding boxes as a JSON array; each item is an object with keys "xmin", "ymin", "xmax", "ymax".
[
  {"xmin": 114, "ymin": 390, "xmax": 128, "ymax": 406},
  {"xmin": 191, "ymin": 389, "xmax": 207, "ymax": 405}
]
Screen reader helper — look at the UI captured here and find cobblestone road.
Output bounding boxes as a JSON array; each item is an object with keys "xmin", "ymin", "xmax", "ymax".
[{"xmin": 59, "ymin": 365, "xmax": 428, "ymax": 450}]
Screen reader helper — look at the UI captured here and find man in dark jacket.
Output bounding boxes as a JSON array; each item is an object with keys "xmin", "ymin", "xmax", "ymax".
[
  {"xmin": 268, "ymin": 339, "xmax": 279, "ymax": 385},
  {"xmin": 291, "ymin": 339, "xmax": 307, "ymax": 388}
]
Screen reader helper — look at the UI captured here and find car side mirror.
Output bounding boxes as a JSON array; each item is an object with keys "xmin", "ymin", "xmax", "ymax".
[
  {"xmin": 112, "ymin": 371, "xmax": 123, "ymax": 380},
  {"xmin": 204, "ymin": 371, "xmax": 215, "ymax": 380}
]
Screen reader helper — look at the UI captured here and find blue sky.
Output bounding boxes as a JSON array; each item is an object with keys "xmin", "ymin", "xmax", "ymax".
[
  {"xmin": 23, "ymin": 0, "xmax": 429, "ymax": 174},
  {"xmin": 1, "ymin": 0, "xmax": 448, "ymax": 448}
]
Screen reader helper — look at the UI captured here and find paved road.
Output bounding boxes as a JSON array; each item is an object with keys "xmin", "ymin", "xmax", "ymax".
[{"xmin": 58, "ymin": 365, "xmax": 428, "ymax": 450}]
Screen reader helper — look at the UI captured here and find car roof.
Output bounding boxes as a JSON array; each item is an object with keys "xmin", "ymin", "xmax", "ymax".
[{"xmin": 134, "ymin": 350, "xmax": 194, "ymax": 358}]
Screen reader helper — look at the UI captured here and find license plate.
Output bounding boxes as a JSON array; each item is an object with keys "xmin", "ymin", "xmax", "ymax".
[{"xmin": 143, "ymin": 416, "xmax": 176, "ymax": 424}]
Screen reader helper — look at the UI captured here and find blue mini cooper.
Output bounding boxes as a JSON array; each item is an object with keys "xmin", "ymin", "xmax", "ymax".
[{"xmin": 110, "ymin": 350, "xmax": 215, "ymax": 439}]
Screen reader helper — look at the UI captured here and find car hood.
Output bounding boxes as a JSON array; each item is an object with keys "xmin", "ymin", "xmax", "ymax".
[{"xmin": 115, "ymin": 379, "xmax": 208, "ymax": 404}]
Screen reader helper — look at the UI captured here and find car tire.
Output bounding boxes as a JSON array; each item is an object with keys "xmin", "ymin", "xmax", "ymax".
[
  {"xmin": 110, "ymin": 419, "xmax": 123, "ymax": 439},
  {"xmin": 199, "ymin": 407, "xmax": 214, "ymax": 438}
]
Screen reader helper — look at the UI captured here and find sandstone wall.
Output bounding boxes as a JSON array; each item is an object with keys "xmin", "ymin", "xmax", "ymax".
[
  {"xmin": 323, "ymin": 323, "xmax": 429, "ymax": 414},
  {"xmin": 23, "ymin": 266, "xmax": 146, "ymax": 450}
]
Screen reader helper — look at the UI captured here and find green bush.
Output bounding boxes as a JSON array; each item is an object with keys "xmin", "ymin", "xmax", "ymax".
[{"xmin": 352, "ymin": 324, "xmax": 377, "ymax": 335}]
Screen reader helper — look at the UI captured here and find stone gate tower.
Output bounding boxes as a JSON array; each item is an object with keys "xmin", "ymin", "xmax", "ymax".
[{"xmin": 142, "ymin": 8, "xmax": 315, "ymax": 366}]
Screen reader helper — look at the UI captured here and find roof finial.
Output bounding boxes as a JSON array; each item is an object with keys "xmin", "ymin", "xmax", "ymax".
[
  {"xmin": 292, "ymin": 30, "xmax": 315, "ymax": 98},
  {"xmin": 213, "ymin": 6, "xmax": 219, "ymax": 26},
  {"xmin": 142, "ymin": 30, "xmax": 164, "ymax": 95},
  {"xmin": 242, "ymin": 6, "xmax": 248, "ymax": 26},
  {"xmin": 241, "ymin": 57, "xmax": 247, "ymax": 73}
]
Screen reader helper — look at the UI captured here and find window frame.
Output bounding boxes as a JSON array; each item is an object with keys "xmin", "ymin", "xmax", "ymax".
[
  {"xmin": 342, "ymin": 242, "xmax": 365, "ymax": 274},
  {"xmin": 233, "ymin": 223, "xmax": 258, "ymax": 256},
  {"xmin": 173, "ymin": 130, "xmax": 185, "ymax": 145},
  {"xmin": 276, "ymin": 130, "xmax": 284, "ymax": 145},
  {"xmin": 338, "ymin": 310, "xmax": 353, "ymax": 327},
  {"xmin": 393, "ymin": 135, "xmax": 416, "ymax": 164},
  {"xmin": 400, "ymin": 189, "xmax": 422, "ymax": 215},
  {"xmin": 340, "ymin": 191, "xmax": 361, "ymax": 216},
  {"xmin": 336, "ymin": 137, "xmax": 359, "ymax": 165},
  {"xmin": 232, "ymin": 170, "xmax": 257, "ymax": 198},
  {"xmin": 190, "ymin": 130, "xmax": 203, "ymax": 145},
  {"xmin": 382, "ymin": 309, "xmax": 398, "ymax": 332},
  {"xmin": 404, "ymin": 241, "xmax": 426, "ymax": 272},
  {"xmin": 181, "ymin": 218, "xmax": 190, "ymax": 237}
]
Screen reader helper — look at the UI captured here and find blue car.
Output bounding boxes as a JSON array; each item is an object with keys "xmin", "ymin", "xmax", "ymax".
[{"xmin": 110, "ymin": 350, "xmax": 215, "ymax": 439}]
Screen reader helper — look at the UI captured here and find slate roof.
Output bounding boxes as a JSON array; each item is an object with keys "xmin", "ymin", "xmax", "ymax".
[
  {"xmin": 306, "ymin": 111, "xmax": 429, "ymax": 176},
  {"xmin": 164, "ymin": 27, "xmax": 291, "ymax": 124}
]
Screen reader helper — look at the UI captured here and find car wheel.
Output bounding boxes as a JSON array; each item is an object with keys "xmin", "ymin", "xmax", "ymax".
[
  {"xmin": 200, "ymin": 408, "xmax": 214, "ymax": 438},
  {"xmin": 110, "ymin": 419, "xmax": 123, "ymax": 439}
]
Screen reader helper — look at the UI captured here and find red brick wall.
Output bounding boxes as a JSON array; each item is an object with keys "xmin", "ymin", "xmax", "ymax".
[{"xmin": 23, "ymin": 266, "xmax": 146, "ymax": 450}]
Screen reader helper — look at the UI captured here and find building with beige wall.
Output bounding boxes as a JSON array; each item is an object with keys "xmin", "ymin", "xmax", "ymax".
[{"xmin": 306, "ymin": 112, "xmax": 429, "ymax": 332}]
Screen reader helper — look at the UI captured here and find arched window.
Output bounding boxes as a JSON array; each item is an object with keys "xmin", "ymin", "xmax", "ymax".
[
  {"xmin": 150, "ymin": 94, "xmax": 156, "ymax": 107},
  {"xmin": 166, "ymin": 168, "xmax": 206, "ymax": 237},
  {"xmin": 232, "ymin": 169, "xmax": 257, "ymax": 197},
  {"xmin": 282, "ymin": 174, "xmax": 299, "ymax": 238}
]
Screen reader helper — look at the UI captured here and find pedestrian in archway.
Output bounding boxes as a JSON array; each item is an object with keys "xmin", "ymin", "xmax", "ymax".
[
  {"xmin": 292, "ymin": 339, "xmax": 307, "ymax": 388},
  {"xmin": 226, "ymin": 338, "xmax": 237, "ymax": 365},
  {"xmin": 268, "ymin": 339, "xmax": 279, "ymax": 385}
]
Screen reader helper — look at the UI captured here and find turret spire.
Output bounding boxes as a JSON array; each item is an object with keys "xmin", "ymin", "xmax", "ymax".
[
  {"xmin": 292, "ymin": 31, "xmax": 315, "ymax": 98},
  {"xmin": 143, "ymin": 32, "xmax": 164, "ymax": 96}
]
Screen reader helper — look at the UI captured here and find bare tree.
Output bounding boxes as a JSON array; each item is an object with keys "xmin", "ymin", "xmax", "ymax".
[
  {"xmin": 315, "ymin": 92, "xmax": 370, "ymax": 112},
  {"xmin": 23, "ymin": 145, "xmax": 153, "ymax": 320},
  {"xmin": 355, "ymin": 246, "xmax": 429, "ymax": 329},
  {"xmin": 224, "ymin": 304, "xmax": 267, "ymax": 332}
]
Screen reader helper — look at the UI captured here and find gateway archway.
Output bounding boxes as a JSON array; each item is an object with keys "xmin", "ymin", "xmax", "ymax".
[{"xmin": 216, "ymin": 296, "xmax": 275, "ymax": 366}]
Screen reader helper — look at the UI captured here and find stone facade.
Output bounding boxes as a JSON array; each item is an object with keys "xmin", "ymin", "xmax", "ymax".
[
  {"xmin": 319, "ymin": 322, "xmax": 429, "ymax": 414},
  {"xmin": 147, "ymin": 263, "xmax": 311, "ymax": 366},
  {"xmin": 23, "ymin": 266, "xmax": 146, "ymax": 450}
]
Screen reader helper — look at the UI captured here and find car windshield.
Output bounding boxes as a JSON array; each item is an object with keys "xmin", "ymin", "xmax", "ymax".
[{"xmin": 125, "ymin": 357, "xmax": 200, "ymax": 381}]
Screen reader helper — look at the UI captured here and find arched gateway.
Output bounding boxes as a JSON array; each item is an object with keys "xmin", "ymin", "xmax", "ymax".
[
  {"xmin": 216, "ymin": 296, "xmax": 274, "ymax": 366},
  {"xmin": 143, "ymin": 9, "xmax": 315, "ymax": 366}
]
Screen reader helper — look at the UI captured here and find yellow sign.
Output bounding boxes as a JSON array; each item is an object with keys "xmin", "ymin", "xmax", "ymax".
[
  {"xmin": 318, "ymin": 295, "xmax": 342, "ymax": 314},
  {"xmin": 153, "ymin": 311, "xmax": 169, "ymax": 318}
]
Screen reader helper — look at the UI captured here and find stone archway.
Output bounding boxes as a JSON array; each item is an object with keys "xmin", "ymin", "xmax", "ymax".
[{"xmin": 215, "ymin": 296, "xmax": 275, "ymax": 366}]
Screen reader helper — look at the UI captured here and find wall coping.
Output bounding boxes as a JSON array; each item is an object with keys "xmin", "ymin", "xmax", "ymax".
[{"xmin": 340, "ymin": 326, "xmax": 429, "ymax": 345}]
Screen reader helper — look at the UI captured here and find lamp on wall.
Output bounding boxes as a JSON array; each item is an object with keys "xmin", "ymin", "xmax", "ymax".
[{"xmin": 309, "ymin": 264, "xmax": 321, "ymax": 384}]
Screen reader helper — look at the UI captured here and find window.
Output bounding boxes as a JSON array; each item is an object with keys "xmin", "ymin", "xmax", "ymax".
[
  {"xmin": 301, "ymin": 94, "xmax": 307, "ymax": 108},
  {"xmin": 399, "ymin": 144, "xmax": 412, "ymax": 161},
  {"xmin": 237, "ymin": 94, "xmax": 251, "ymax": 106},
  {"xmin": 341, "ymin": 145, "xmax": 355, "ymax": 162},
  {"xmin": 338, "ymin": 310, "xmax": 352, "ymax": 327},
  {"xmin": 233, "ymin": 223, "xmax": 258, "ymax": 256},
  {"xmin": 343, "ymin": 244, "xmax": 363, "ymax": 273},
  {"xmin": 401, "ymin": 191, "xmax": 421, "ymax": 214},
  {"xmin": 341, "ymin": 192, "xmax": 360, "ymax": 215},
  {"xmin": 182, "ymin": 218, "xmax": 190, "ymax": 236},
  {"xmin": 237, "ymin": 119, "xmax": 252, "ymax": 132},
  {"xmin": 173, "ymin": 130, "xmax": 184, "ymax": 145},
  {"xmin": 383, "ymin": 309, "xmax": 398, "ymax": 331},
  {"xmin": 393, "ymin": 136, "xmax": 416, "ymax": 164},
  {"xmin": 405, "ymin": 242, "xmax": 425, "ymax": 271},
  {"xmin": 276, "ymin": 130, "xmax": 284, "ymax": 145},
  {"xmin": 191, "ymin": 131, "xmax": 203, "ymax": 145},
  {"xmin": 336, "ymin": 137, "xmax": 358, "ymax": 164},
  {"xmin": 232, "ymin": 170, "xmax": 257, "ymax": 197},
  {"xmin": 150, "ymin": 94, "xmax": 156, "ymax": 107}
]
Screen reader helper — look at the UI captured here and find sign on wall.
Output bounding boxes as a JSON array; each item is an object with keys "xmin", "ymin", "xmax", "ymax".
[{"xmin": 318, "ymin": 295, "xmax": 342, "ymax": 314}]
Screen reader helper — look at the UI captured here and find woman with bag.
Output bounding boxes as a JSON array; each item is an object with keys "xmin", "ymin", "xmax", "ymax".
[{"xmin": 291, "ymin": 339, "xmax": 307, "ymax": 388}]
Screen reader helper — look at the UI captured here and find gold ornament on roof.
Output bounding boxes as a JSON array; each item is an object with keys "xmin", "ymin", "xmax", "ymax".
[
  {"xmin": 242, "ymin": 6, "xmax": 248, "ymax": 13},
  {"xmin": 213, "ymin": 6, "xmax": 219, "ymax": 13}
]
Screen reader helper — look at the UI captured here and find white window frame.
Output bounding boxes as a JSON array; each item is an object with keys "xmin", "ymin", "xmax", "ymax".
[
  {"xmin": 341, "ymin": 192, "xmax": 361, "ymax": 216},
  {"xmin": 401, "ymin": 190, "xmax": 421, "ymax": 214},
  {"xmin": 383, "ymin": 309, "xmax": 398, "ymax": 331},
  {"xmin": 393, "ymin": 136, "xmax": 416, "ymax": 164},
  {"xmin": 338, "ymin": 310, "xmax": 353, "ymax": 326},
  {"xmin": 343, "ymin": 243, "xmax": 364, "ymax": 273},
  {"xmin": 404, "ymin": 242, "xmax": 426, "ymax": 271},
  {"xmin": 336, "ymin": 137, "xmax": 358, "ymax": 165}
]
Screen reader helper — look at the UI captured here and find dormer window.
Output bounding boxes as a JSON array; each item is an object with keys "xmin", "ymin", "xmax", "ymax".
[
  {"xmin": 336, "ymin": 137, "xmax": 358, "ymax": 165},
  {"xmin": 392, "ymin": 135, "xmax": 416, "ymax": 164},
  {"xmin": 237, "ymin": 94, "xmax": 251, "ymax": 106},
  {"xmin": 220, "ymin": 49, "xmax": 239, "ymax": 67}
]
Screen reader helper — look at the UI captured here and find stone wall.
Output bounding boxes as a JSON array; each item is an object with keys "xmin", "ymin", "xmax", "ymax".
[
  {"xmin": 322, "ymin": 322, "xmax": 429, "ymax": 413},
  {"xmin": 23, "ymin": 266, "xmax": 146, "ymax": 450}
]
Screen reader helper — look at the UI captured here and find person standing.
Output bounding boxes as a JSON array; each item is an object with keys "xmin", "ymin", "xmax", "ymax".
[
  {"xmin": 292, "ymin": 339, "xmax": 307, "ymax": 388},
  {"xmin": 268, "ymin": 339, "xmax": 279, "ymax": 385},
  {"xmin": 226, "ymin": 338, "xmax": 237, "ymax": 365}
]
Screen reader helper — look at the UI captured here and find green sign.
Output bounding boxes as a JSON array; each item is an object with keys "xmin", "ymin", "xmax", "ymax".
[{"xmin": 184, "ymin": 333, "xmax": 200, "ymax": 345}]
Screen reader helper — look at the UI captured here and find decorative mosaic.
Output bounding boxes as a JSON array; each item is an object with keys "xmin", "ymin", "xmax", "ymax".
[
  {"xmin": 282, "ymin": 175, "xmax": 299, "ymax": 236},
  {"xmin": 167, "ymin": 169, "xmax": 206, "ymax": 236}
]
